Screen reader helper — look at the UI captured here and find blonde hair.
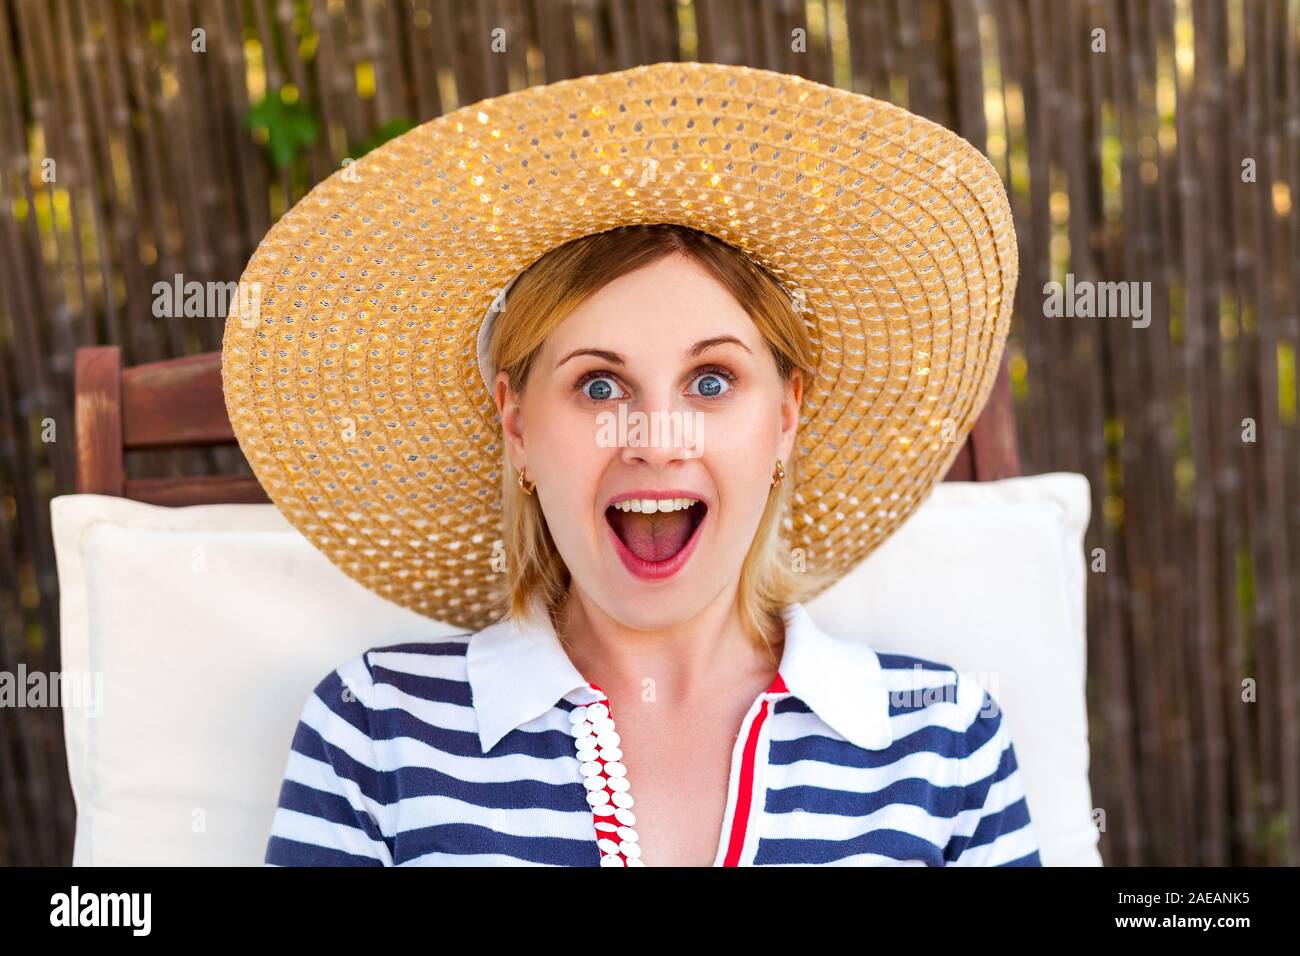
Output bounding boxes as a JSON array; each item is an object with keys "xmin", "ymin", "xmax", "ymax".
[{"xmin": 488, "ymin": 223, "xmax": 839, "ymax": 657}]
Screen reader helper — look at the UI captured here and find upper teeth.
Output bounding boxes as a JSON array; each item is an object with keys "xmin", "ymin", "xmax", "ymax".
[{"xmin": 611, "ymin": 497, "xmax": 700, "ymax": 514}]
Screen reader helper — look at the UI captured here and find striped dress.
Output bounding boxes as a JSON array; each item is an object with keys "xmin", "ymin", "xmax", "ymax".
[{"xmin": 264, "ymin": 601, "xmax": 1042, "ymax": 866}]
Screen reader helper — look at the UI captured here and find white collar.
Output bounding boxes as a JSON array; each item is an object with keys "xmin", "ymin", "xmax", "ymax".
[{"xmin": 465, "ymin": 596, "xmax": 894, "ymax": 754}]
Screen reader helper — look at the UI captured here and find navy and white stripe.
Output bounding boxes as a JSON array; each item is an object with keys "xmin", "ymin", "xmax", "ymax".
[{"xmin": 265, "ymin": 602, "xmax": 1041, "ymax": 866}]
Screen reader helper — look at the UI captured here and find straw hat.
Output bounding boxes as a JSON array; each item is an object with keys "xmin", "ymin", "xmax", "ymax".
[{"xmin": 221, "ymin": 60, "xmax": 1017, "ymax": 633}]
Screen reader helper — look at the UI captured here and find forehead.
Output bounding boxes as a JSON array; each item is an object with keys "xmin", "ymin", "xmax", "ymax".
[{"xmin": 542, "ymin": 254, "xmax": 759, "ymax": 352}]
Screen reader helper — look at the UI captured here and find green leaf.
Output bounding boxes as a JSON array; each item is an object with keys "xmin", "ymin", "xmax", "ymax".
[{"xmin": 245, "ymin": 90, "xmax": 319, "ymax": 170}]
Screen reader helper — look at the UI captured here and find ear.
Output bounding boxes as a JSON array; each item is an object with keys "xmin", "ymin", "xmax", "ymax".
[
  {"xmin": 494, "ymin": 370, "xmax": 527, "ymax": 470},
  {"xmin": 777, "ymin": 367, "xmax": 803, "ymax": 462}
]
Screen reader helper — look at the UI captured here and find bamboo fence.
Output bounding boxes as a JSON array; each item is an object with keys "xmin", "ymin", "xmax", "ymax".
[{"xmin": 0, "ymin": 0, "xmax": 1297, "ymax": 866}]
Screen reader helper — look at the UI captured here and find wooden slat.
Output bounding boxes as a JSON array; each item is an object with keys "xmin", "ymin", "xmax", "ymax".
[
  {"xmin": 969, "ymin": 357, "xmax": 1021, "ymax": 480},
  {"xmin": 74, "ymin": 346, "xmax": 125, "ymax": 496},
  {"xmin": 943, "ymin": 439, "xmax": 974, "ymax": 482},
  {"xmin": 124, "ymin": 475, "xmax": 270, "ymax": 507},
  {"xmin": 121, "ymin": 352, "xmax": 235, "ymax": 449}
]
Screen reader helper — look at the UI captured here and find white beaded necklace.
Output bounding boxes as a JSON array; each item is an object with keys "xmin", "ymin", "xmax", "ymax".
[{"xmin": 569, "ymin": 683, "xmax": 645, "ymax": 866}]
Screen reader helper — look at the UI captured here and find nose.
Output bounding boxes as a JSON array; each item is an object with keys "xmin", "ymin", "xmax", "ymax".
[{"xmin": 614, "ymin": 387, "xmax": 704, "ymax": 466}]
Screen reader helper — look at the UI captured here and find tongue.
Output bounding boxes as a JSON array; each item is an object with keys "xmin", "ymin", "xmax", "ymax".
[{"xmin": 610, "ymin": 508, "xmax": 695, "ymax": 563}]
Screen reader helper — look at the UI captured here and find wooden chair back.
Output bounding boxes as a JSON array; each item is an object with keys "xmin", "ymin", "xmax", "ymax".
[{"xmin": 74, "ymin": 346, "xmax": 1020, "ymax": 505}]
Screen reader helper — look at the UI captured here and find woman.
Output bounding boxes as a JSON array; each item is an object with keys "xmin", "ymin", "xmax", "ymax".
[{"xmin": 225, "ymin": 62, "xmax": 1040, "ymax": 866}]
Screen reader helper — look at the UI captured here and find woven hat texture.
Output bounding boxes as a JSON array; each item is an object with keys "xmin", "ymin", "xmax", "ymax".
[{"xmin": 221, "ymin": 60, "xmax": 1018, "ymax": 632}]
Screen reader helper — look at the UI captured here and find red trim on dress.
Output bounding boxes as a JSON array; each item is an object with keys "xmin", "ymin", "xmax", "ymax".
[
  {"xmin": 721, "ymin": 672, "xmax": 785, "ymax": 865},
  {"xmin": 586, "ymin": 671, "xmax": 787, "ymax": 867}
]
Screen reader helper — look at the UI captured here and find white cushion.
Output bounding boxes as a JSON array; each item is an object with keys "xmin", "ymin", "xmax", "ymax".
[
  {"xmin": 51, "ymin": 470, "xmax": 1098, "ymax": 866},
  {"xmin": 51, "ymin": 495, "xmax": 464, "ymax": 866},
  {"xmin": 805, "ymin": 471, "xmax": 1100, "ymax": 866}
]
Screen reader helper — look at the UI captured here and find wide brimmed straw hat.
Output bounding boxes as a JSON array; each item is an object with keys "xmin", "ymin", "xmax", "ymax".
[{"xmin": 221, "ymin": 60, "xmax": 1017, "ymax": 633}]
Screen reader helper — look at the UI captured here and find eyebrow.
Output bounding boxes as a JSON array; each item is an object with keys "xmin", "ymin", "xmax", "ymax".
[{"xmin": 554, "ymin": 335, "xmax": 753, "ymax": 370}]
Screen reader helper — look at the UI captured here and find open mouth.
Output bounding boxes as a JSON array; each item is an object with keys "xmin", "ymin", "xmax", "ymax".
[{"xmin": 605, "ymin": 499, "xmax": 708, "ymax": 571}]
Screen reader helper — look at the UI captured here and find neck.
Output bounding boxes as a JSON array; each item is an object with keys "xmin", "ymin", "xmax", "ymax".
[{"xmin": 555, "ymin": 584, "xmax": 781, "ymax": 708}]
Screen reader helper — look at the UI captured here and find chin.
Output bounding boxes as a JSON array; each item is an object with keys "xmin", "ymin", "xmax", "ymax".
[{"xmin": 564, "ymin": 563, "xmax": 708, "ymax": 628}]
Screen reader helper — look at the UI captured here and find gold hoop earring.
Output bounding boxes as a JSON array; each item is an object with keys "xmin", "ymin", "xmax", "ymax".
[
  {"xmin": 517, "ymin": 469, "xmax": 536, "ymax": 495},
  {"xmin": 771, "ymin": 459, "xmax": 785, "ymax": 487}
]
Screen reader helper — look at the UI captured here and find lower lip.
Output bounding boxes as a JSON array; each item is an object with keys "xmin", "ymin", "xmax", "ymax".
[{"xmin": 605, "ymin": 507, "xmax": 708, "ymax": 581}]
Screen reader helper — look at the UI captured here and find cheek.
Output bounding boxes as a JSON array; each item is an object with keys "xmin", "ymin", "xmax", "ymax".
[
  {"xmin": 699, "ymin": 404, "xmax": 779, "ymax": 465},
  {"xmin": 525, "ymin": 391, "xmax": 596, "ymax": 466},
  {"xmin": 540, "ymin": 408, "xmax": 614, "ymax": 472},
  {"xmin": 700, "ymin": 409, "xmax": 781, "ymax": 522},
  {"xmin": 527, "ymin": 406, "xmax": 609, "ymax": 523}
]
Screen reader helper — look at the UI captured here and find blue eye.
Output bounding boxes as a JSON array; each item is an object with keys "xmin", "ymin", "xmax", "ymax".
[
  {"xmin": 575, "ymin": 366, "xmax": 735, "ymax": 402},
  {"xmin": 580, "ymin": 376, "xmax": 626, "ymax": 401},
  {"xmin": 690, "ymin": 370, "xmax": 734, "ymax": 397}
]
